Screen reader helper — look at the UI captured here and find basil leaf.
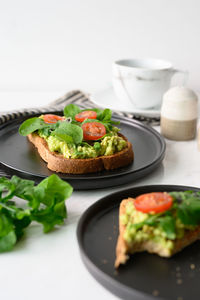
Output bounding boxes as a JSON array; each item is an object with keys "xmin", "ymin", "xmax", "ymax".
[
  {"xmin": 177, "ymin": 199, "xmax": 200, "ymax": 225},
  {"xmin": 158, "ymin": 215, "xmax": 176, "ymax": 240},
  {"xmin": 170, "ymin": 191, "xmax": 200, "ymax": 226},
  {"xmin": 51, "ymin": 131, "xmax": 74, "ymax": 143},
  {"xmin": 52, "ymin": 122, "xmax": 83, "ymax": 144},
  {"xmin": 19, "ymin": 117, "xmax": 47, "ymax": 136},
  {"xmin": 37, "ymin": 122, "xmax": 58, "ymax": 137},
  {"xmin": 64, "ymin": 104, "xmax": 81, "ymax": 119}
]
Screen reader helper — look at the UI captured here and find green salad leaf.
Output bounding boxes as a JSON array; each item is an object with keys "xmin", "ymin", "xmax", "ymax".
[
  {"xmin": 51, "ymin": 122, "xmax": 83, "ymax": 144},
  {"xmin": 19, "ymin": 117, "xmax": 47, "ymax": 136},
  {"xmin": 10, "ymin": 176, "xmax": 35, "ymax": 200},
  {"xmin": 19, "ymin": 117, "xmax": 59, "ymax": 137},
  {"xmin": 64, "ymin": 103, "xmax": 81, "ymax": 119},
  {"xmin": 0, "ymin": 174, "xmax": 73, "ymax": 252},
  {"xmin": 100, "ymin": 109, "xmax": 112, "ymax": 122},
  {"xmin": 0, "ymin": 177, "xmax": 16, "ymax": 201},
  {"xmin": 157, "ymin": 215, "xmax": 176, "ymax": 240},
  {"xmin": 51, "ymin": 131, "xmax": 74, "ymax": 144},
  {"xmin": 170, "ymin": 191, "xmax": 200, "ymax": 226},
  {"xmin": 0, "ymin": 214, "xmax": 17, "ymax": 252}
]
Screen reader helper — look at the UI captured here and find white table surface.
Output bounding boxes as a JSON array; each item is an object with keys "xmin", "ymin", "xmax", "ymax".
[{"xmin": 0, "ymin": 92, "xmax": 200, "ymax": 300}]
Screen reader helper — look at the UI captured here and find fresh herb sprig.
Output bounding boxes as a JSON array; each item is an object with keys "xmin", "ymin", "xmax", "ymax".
[{"xmin": 0, "ymin": 174, "xmax": 73, "ymax": 252}]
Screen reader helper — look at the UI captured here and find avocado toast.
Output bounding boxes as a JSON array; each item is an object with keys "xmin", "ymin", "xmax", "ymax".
[
  {"xmin": 19, "ymin": 104, "xmax": 134, "ymax": 174},
  {"xmin": 115, "ymin": 191, "xmax": 200, "ymax": 268}
]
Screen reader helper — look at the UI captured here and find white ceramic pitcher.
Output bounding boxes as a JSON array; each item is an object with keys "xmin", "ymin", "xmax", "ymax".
[{"xmin": 112, "ymin": 58, "xmax": 188, "ymax": 109}]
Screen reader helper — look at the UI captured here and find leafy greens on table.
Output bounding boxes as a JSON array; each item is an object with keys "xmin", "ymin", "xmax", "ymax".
[{"xmin": 0, "ymin": 174, "xmax": 73, "ymax": 252}]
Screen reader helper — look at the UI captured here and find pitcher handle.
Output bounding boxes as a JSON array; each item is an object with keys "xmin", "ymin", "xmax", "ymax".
[{"xmin": 171, "ymin": 69, "xmax": 189, "ymax": 86}]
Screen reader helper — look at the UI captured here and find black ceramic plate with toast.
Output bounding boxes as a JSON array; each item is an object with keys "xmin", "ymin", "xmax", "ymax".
[
  {"xmin": 77, "ymin": 185, "xmax": 200, "ymax": 300},
  {"xmin": 0, "ymin": 112, "xmax": 165, "ymax": 190}
]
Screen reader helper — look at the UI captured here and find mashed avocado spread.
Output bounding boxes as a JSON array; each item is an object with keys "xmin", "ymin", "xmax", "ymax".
[
  {"xmin": 39, "ymin": 131, "xmax": 127, "ymax": 159},
  {"xmin": 121, "ymin": 200, "xmax": 194, "ymax": 254}
]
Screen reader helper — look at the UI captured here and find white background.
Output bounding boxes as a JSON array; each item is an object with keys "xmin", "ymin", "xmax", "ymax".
[
  {"xmin": 1, "ymin": 2, "xmax": 200, "ymax": 300},
  {"xmin": 0, "ymin": 0, "xmax": 200, "ymax": 110}
]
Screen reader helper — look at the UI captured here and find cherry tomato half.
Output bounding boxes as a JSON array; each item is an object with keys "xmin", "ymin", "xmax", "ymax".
[
  {"xmin": 75, "ymin": 110, "xmax": 97, "ymax": 122},
  {"xmin": 134, "ymin": 192, "xmax": 173, "ymax": 214},
  {"xmin": 81, "ymin": 122, "xmax": 106, "ymax": 140},
  {"xmin": 43, "ymin": 114, "xmax": 65, "ymax": 124}
]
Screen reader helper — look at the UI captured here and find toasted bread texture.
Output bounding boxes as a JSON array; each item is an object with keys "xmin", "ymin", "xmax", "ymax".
[
  {"xmin": 27, "ymin": 133, "xmax": 134, "ymax": 174},
  {"xmin": 115, "ymin": 198, "xmax": 200, "ymax": 268}
]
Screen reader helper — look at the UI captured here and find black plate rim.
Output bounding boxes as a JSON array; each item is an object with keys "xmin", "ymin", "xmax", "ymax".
[
  {"xmin": 77, "ymin": 184, "xmax": 200, "ymax": 300},
  {"xmin": 0, "ymin": 112, "xmax": 166, "ymax": 189}
]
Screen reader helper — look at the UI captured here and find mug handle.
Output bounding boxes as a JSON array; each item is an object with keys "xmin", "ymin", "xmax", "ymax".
[{"xmin": 171, "ymin": 69, "xmax": 189, "ymax": 86}]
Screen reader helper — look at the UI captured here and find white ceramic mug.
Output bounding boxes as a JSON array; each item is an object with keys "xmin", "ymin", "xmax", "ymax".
[{"xmin": 112, "ymin": 58, "xmax": 188, "ymax": 109}]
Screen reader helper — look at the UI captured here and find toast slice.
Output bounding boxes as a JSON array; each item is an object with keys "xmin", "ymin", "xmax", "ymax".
[
  {"xmin": 115, "ymin": 198, "xmax": 200, "ymax": 268},
  {"xmin": 27, "ymin": 133, "xmax": 134, "ymax": 174}
]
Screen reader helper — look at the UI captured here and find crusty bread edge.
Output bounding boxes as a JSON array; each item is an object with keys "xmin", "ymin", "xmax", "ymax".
[
  {"xmin": 27, "ymin": 133, "xmax": 134, "ymax": 174},
  {"xmin": 115, "ymin": 198, "xmax": 200, "ymax": 268},
  {"xmin": 115, "ymin": 198, "xmax": 131, "ymax": 268}
]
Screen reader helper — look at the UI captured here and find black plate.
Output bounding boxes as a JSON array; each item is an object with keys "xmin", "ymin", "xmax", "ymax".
[
  {"xmin": 77, "ymin": 185, "xmax": 200, "ymax": 300},
  {"xmin": 0, "ymin": 112, "xmax": 165, "ymax": 190}
]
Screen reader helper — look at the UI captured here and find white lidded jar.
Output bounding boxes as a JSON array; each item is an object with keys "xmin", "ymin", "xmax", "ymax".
[{"xmin": 161, "ymin": 86, "xmax": 198, "ymax": 140}]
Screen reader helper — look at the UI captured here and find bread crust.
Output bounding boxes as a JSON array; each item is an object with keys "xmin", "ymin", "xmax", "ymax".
[
  {"xmin": 115, "ymin": 198, "xmax": 200, "ymax": 268},
  {"xmin": 27, "ymin": 133, "xmax": 134, "ymax": 174}
]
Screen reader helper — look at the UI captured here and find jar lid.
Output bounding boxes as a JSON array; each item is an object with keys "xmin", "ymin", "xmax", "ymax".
[{"xmin": 161, "ymin": 86, "xmax": 198, "ymax": 120}]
